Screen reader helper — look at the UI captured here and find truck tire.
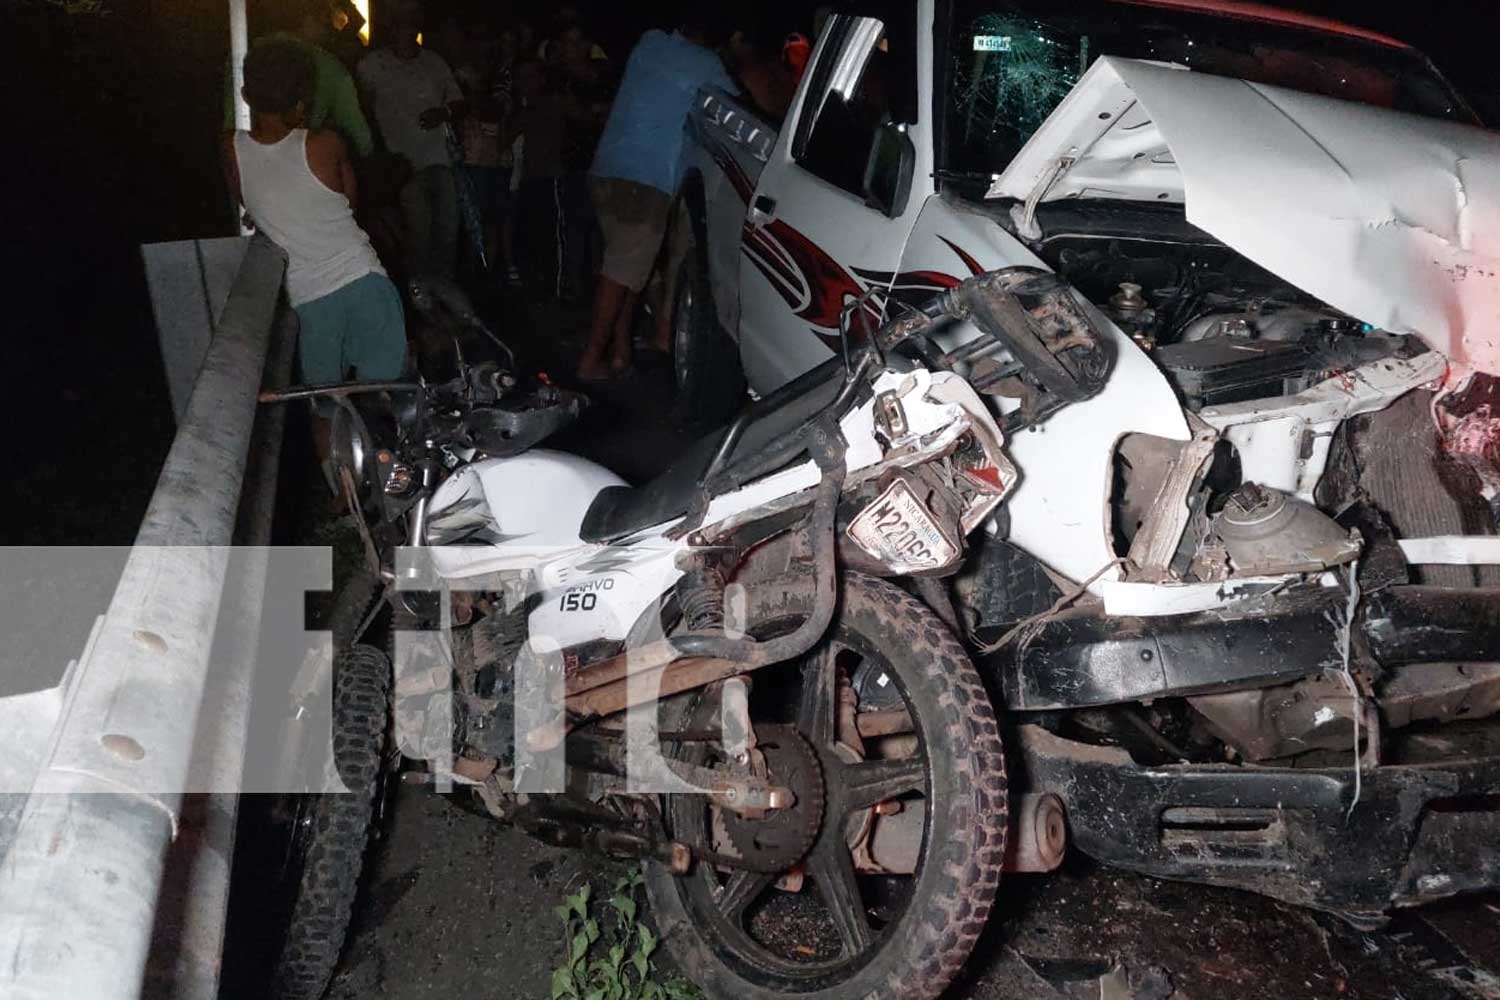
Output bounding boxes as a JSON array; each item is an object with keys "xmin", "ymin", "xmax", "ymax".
[
  {"xmin": 644, "ymin": 573, "xmax": 1007, "ymax": 1000},
  {"xmin": 672, "ymin": 249, "xmax": 746, "ymax": 426},
  {"xmin": 270, "ymin": 642, "xmax": 390, "ymax": 1000},
  {"xmin": 962, "ymin": 536, "xmax": 1060, "ymax": 630}
]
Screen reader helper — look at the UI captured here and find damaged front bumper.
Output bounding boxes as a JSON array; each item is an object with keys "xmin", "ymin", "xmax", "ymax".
[
  {"xmin": 997, "ymin": 582, "xmax": 1500, "ymax": 921},
  {"xmin": 1017, "ymin": 722, "xmax": 1500, "ymax": 924},
  {"xmin": 988, "ymin": 584, "xmax": 1500, "ymax": 711}
]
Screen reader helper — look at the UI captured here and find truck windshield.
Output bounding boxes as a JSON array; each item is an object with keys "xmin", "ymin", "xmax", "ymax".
[{"xmin": 944, "ymin": 0, "xmax": 1472, "ymax": 178}]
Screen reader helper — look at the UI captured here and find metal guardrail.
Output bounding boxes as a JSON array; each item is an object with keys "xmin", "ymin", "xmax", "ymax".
[{"xmin": 0, "ymin": 236, "xmax": 291, "ymax": 1000}]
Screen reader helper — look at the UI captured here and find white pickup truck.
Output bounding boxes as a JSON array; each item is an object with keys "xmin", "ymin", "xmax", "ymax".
[{"xmin": 661, "ymin": 0, "xmax": 1500, "ymax": 970}]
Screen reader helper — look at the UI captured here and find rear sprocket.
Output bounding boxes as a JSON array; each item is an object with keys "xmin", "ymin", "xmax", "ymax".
[{"xmin": 716, "ymin": 724, "xmax": 825, "ymax": 873}]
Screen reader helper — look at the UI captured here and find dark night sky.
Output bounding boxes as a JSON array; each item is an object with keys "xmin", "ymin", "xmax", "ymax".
[{"xmin": 1316, "ymin": 0, "xmax": 1500, "ymax": 112}]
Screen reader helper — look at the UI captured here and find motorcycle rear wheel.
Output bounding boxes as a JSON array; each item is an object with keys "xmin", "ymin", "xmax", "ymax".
[{"xmin": 645, "ymin": 573, "xmax": 1007, "ymax": 1000}]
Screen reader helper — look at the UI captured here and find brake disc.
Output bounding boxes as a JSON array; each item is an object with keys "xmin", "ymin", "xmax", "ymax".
[{"xmin": 717, "ymin": 725, "xmax": 826, "ymax": 874}]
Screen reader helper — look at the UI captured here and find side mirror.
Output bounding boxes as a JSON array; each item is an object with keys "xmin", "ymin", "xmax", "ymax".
[{"xmin": 862, "ymin": 120, "xmax": 916, "ymax": 219}]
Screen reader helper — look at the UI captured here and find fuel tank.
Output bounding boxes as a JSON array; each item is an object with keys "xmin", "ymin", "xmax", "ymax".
[{"xmin": 425, "ymin": 449, "xmax": 627, "ymax": 579}]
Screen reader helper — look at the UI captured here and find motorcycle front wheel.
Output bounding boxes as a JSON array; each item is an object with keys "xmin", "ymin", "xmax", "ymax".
[
  {"xmin": 269, "ymin": 639, "xmax": 390, "ymax": 1000},
  {"xmin": 645, "ymin": 573, "xmax": 1008, "ymax": 1000}
]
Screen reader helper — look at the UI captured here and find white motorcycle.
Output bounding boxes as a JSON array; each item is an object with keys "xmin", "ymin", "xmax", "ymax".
[{"xmin": 257, "ymin": 268, "xmax": 1111, "ymax": 1000}]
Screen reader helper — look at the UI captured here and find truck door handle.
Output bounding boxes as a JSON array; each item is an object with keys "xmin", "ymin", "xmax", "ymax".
[{"xmin": 748, "ymin": 194, "xmax": 777, "ymax": 226}]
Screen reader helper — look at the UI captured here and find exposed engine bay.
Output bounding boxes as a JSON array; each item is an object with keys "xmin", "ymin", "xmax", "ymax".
[
  {"xmin": 1037, "ymin": 217, "xmax": 1416, "ymax": 410},
  {"xmin": 1019, "ymin": 216, "xmax": 1398, "ymax": 585},
  {"xmin": 1014, "ymin": 211, "xmax": 1410, "ymax": 575}
]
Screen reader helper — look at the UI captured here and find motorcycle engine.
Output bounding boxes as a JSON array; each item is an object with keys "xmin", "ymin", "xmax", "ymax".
[{"xmin": 452, "ymin": 596, "xmax": 529, "ymax": 766}]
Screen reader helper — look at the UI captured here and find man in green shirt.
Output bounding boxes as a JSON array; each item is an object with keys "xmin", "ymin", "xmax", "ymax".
[{"xmin": 222, "ymin": 2, "xmax": 373, "ymax": 159}]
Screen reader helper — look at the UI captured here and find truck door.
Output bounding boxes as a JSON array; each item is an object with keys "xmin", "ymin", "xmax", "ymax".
[{"xmin": 737, "ymin": 8, "xmax": 934, "ymax": 392}]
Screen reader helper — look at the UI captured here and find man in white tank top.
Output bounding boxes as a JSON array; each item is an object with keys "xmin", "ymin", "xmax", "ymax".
[
  {"xmin": 222, "ymin": 40, "xmax": 406, "ymax": 389},
  {"xmin": 222, "ymin": 39, "xmax": 407, "ymax": 478}
]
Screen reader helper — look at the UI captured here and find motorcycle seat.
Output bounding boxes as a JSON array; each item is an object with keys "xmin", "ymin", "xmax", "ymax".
[{"xmin": 578, "ymin": 359, "xmax": 847, "ymax": 543}]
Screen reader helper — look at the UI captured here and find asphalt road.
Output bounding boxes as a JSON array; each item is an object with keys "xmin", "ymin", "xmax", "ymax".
[{"xmin": 253, "ymin": 296, "xmax": 1500, "ymax": 1000}]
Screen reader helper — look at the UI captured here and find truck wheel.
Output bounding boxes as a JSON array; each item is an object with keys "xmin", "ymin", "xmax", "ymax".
[
  {"xmin": 672, "ymin": 250, "xmax": 746, "ymax": 426},
  {"xmin": 645, "ymin": 573, "xmax": 1007, "ymax": 1000},
  {"xmin": 962, "ymin": 536, "xmax": 1060, "ymax": 630},
  {"xmin": 270, "ymin": 642, "xmax": 390, "ymax": 1000}
]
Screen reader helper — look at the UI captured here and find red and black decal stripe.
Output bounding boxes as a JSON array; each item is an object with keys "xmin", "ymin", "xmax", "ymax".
[{"xmin": 696, "ymin": 130, "xmax": 984, "ymax": 340}]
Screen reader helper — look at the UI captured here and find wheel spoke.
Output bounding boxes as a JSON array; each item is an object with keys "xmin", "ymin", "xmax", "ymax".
[
  {"xmin": 715, "ymin": 870, "xmax": 774, "ymax": 924},
  {"xmin": 796, "ymin": 645, "xmax": 839, "ymax": 749},
  {"xmin": 808, "ymin": 844, "xmax": 873, "ymax": 956},
  {"xmin": 840, "ymin": 756, "xmax": 926, "ymax": 813}
]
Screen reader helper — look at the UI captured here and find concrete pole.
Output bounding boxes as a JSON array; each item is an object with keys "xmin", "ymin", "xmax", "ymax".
[
  {"xmin": 229, "ymin": 0, "xmax": 249, "ymax": 132},
  {"xmin": 229, "ymin": 0, "xmax": 251, "ymax": 234}
]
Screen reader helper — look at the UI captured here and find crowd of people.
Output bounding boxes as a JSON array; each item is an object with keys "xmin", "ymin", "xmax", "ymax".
[{"xmin": 223, "ymin": 0, "xmax": 809, "ymax": 400}]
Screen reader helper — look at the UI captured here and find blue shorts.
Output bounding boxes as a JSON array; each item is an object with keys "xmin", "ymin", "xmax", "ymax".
[{"xmin": 293, "ymin": 271, "xmax": 407, "ymax": 385}]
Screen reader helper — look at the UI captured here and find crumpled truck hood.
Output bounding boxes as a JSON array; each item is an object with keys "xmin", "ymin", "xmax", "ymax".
[{"xmin": 988, "ymin": 55, "xmax": 1500, "ymax": 375}]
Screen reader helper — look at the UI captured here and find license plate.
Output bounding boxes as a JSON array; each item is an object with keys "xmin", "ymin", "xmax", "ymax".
[{"xmin": 847, "ymin": 479, "xmax": 959, "ymax": 574}]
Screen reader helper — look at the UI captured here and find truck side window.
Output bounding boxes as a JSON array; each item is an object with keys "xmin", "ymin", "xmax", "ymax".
[{"xmin": 794, "ymin": 17, "xmax": 911, "ymax": 201}]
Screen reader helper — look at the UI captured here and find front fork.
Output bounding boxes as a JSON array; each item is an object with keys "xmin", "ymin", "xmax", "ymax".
[{"xmin": 405, "ymin": 454, "xmax": 437, "ymax": 550}]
